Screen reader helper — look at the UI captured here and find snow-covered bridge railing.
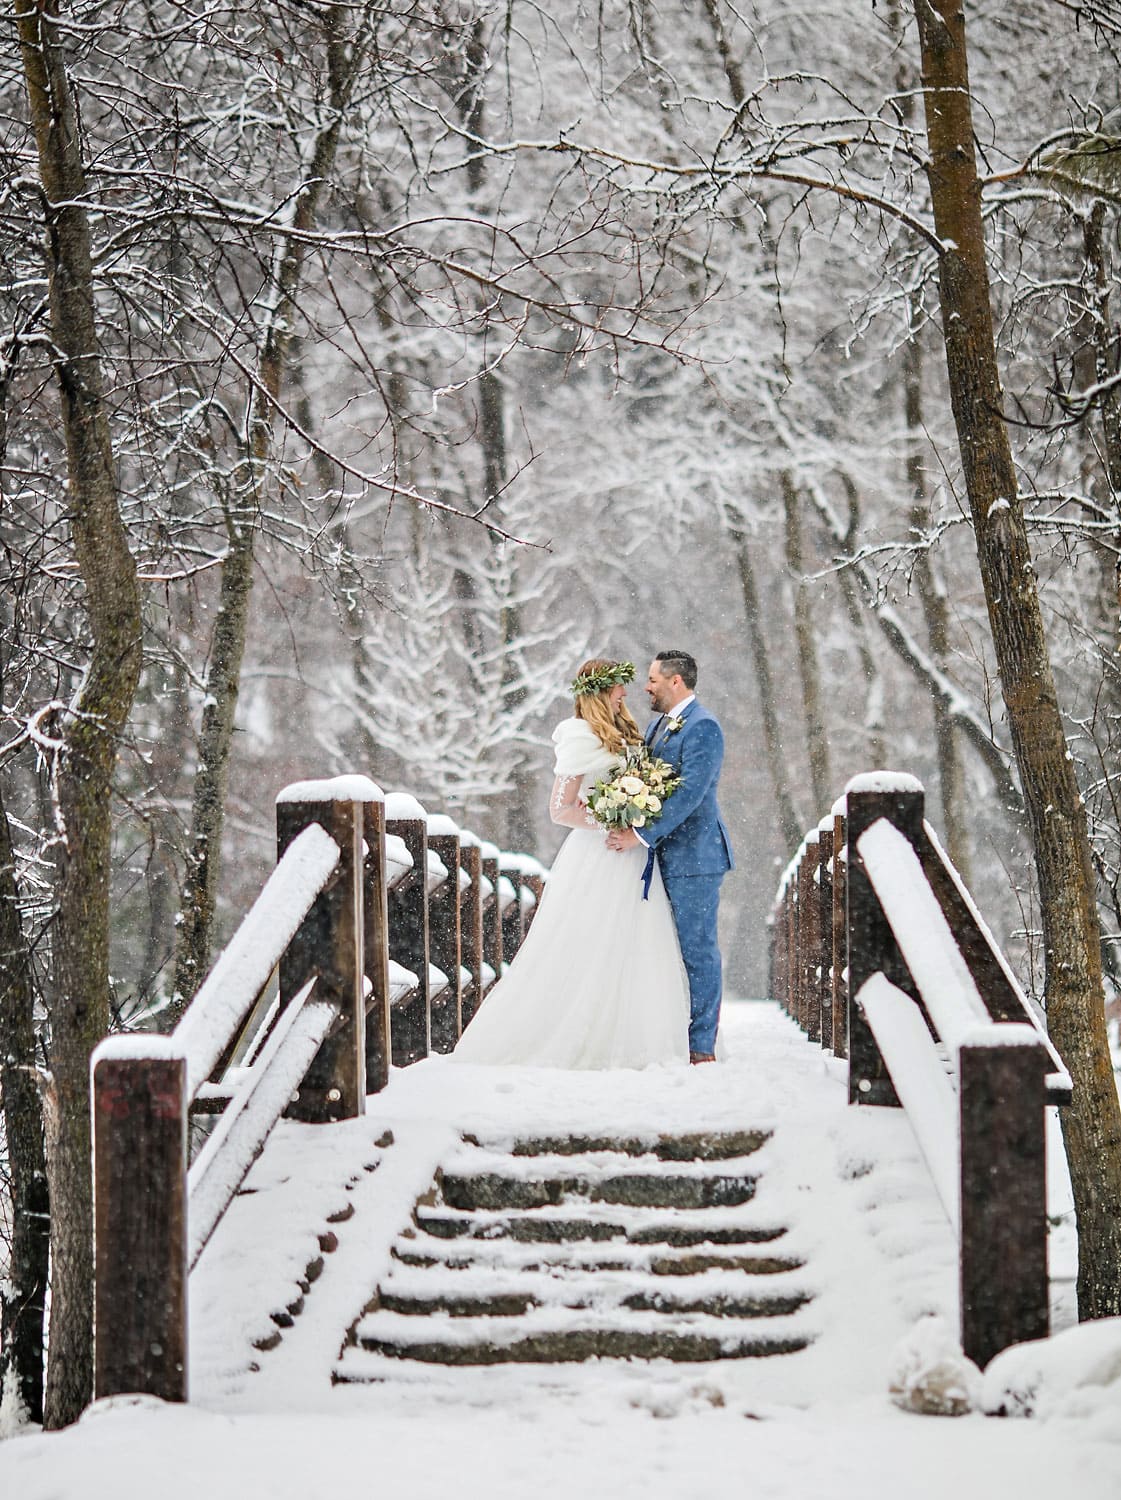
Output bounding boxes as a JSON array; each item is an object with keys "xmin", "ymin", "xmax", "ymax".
[
  {"xmin": 91, "ymin": 776, "xmax": 545, "ymax": 1404},
  {"xmin": 770, "ymin": 772, "xmax": 1072, "ymax": 1371}
]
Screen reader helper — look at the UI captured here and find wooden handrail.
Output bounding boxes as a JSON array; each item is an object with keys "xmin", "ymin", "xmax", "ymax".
[
  {"xmin": 92, "ymin": 771, "xmax": 543, "ymax": 1406},
  {"xmin": 175, "ymin": 822, "xmax": 341, "ymax": 1098},
  {"xmin": 771, "ymin": 770, "xmax": 1068, "ymax": 1370}
]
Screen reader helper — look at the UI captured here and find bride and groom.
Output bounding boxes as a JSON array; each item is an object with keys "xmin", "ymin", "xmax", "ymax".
[{"xmin": 453, "ymin": 650, "xmax": 734, "ymax": 1069}]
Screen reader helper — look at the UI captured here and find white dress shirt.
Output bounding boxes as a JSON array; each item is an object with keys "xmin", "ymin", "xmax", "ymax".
[{"xmin": 637, "ymin": 695, "xmax": 696, "ymax": 845}]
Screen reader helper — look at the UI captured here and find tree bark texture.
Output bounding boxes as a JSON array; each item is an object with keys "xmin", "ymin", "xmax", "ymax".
[
  {"xmin": 835, "ymin": 478, "xmax": 888, "ymax": 768},
  {"xmin": 171, "ymin": 8, "xmax": 365, "ymax": 1016},
  {"xmin": 457, "ymin": 23, "xmax": 536, "ymax": 854},
  {"xmin": 729, "ymin": 516, "xmax": 803, "ymax": 848},
  {"xmin": 15, "ymin": 0, "xmax": 145, "ymax": 1424},
  {"xmin": 902, "ymin": 306, "xmax": 972, "ymax": 883},
  {"xmin": 0, "ymin": 783, "xmax": 49, "ymax": 1425},
  {"xmin": 913, "ymin": 0, "xmax": 1121, "ymax": 1317},
  {"xmin": 782, "ymin": 472, "xmax": 831, "ymax": 813}
]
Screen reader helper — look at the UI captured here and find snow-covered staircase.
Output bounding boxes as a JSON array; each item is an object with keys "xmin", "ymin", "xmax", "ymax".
[{"xmin": 335, "ymin": 1128, "xmax": 816, "ymax": 1376}]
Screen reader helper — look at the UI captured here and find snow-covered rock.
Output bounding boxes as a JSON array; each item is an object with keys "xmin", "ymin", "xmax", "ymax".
[
  {"xmin": 981, "ymin": 1316, "xmax": 1121, "ymax": 1424},
  {"xmin": 888, "ymin": 1315, "xmax": 981, "ymax": 1416}
]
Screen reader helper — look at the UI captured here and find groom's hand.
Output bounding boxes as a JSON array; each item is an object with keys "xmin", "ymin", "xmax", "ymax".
[{"xmin": 606, "ymin": 828, "xmax": 642, "ymax": 851}]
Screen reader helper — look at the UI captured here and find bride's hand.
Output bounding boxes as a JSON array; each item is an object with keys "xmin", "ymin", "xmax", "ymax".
[{"xmin": 606, "ymin": 827, "xmax": 642, "ymax": 852}]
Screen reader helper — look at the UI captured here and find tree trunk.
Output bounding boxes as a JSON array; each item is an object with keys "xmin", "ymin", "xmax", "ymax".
[
  {"xmin": 0, "ymin": 780, "xmax": 49, "ymax": 1426},
  {"xmin": 458, "ymin": 21, "xmax": 535, "ymax": 853},
  {"xmin": 15, "ymin": 0, "xmax": 145, "ymax": 1424},
  {"xmin": 913, "ymin": 0, "xmax": 1121, "ymax": 1318},
  {"xmin": 1084, "ymin": 202, "xmax": 1121, "ymax": 643},
  {"xmin": 171, "ymin": 9, "xmax": 366, "ymax": 1017},
  {"xmin": 835, "ymin": 477, "xmax": 888, "ymax": 768},
  {"xmin": 728, "ymin": 512, "xmax": 803, "ymax": 847},
  {"xmin": 902, "ymin": 304, "xmax": 972, "ymax": 882},
  {"xmin": 782, "ymin": 471, "xmax": 831, "ymax": 813}
]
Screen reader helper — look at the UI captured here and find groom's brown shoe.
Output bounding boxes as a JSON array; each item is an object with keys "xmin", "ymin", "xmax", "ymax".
[{"xmin": 689, "ymin": 1051, "xmax": 716, "ymax": 1064}]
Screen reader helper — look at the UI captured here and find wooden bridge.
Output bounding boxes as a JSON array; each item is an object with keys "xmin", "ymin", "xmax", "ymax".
[{"xmin": 91, "ymin": 770, "xmax": 1069, "ymax": 1407}]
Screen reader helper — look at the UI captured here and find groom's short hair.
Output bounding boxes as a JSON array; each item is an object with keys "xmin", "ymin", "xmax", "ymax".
[{"xmin": 655, "ymin": 650, "xmax": 697, "ymax": 689}]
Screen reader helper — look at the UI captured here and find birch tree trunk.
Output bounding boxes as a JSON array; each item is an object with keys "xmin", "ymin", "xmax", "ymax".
[
  {"xmin": 15, "ymin": 0, "xmax": 144, "ymax": 1423},
  {"xmin": 913, "ymin": 0, "xmax": 1121, "ymax": 1317}
]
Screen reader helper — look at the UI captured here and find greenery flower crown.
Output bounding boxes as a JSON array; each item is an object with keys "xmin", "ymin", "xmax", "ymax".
[{"xmin": 571, "ymin": 660, "xmax": 636, "ymax": 697}]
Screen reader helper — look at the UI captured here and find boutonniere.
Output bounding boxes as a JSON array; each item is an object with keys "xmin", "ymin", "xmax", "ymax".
[{"xmin": 666, "ymin": 715, "xmax": 686, "ymax": 734}]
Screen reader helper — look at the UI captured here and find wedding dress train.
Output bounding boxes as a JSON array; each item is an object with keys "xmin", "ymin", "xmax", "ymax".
[{"xmin": 452, "ymin": 719, "xmax": 690, "ymax": 1069}]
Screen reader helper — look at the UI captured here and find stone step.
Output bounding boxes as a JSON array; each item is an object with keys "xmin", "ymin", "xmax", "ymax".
[
  {"xmin": 508, "ymin": 1130, "xmax": 772, "ymax": 1161},
  {"xmin": 375, "ymin": 1284, "xmax": 811, "ymax": 1320},
  {"xmin": 350, "ymin": 1316, "xmax": 811, "ymax": 1365},
  {"xmin": 439, "ymin": 1170, "xmax": 758, "ymax": 1212},
  {"xmin": 414, "ymin": 1206, "xmax": 786, "ymax": 1246},
  {"xmin": 391, "ymin": 1239, "xmax": 805, "ymax": 1277}
]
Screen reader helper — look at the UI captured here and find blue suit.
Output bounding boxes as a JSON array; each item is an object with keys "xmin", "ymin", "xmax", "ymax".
[{"xmin": 643, "ymin": 701, "xmax": 734, "ymax": 1054}]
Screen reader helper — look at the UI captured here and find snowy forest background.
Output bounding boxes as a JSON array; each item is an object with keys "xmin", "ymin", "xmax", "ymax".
[{"xmin": 2, "ymin": 0, "xmax": 1120, "ymax": 1009}]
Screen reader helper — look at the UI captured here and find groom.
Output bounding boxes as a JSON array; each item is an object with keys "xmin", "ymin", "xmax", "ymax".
[{"xmin": 607, "ymin": 650, "xmax": 734, "ymax": 1063}]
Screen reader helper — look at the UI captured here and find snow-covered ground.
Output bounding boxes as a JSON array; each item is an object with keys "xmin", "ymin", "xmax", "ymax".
[{"xmin": 3, "ymin": 1001, "xmax": 1119, "ymax": 1497}]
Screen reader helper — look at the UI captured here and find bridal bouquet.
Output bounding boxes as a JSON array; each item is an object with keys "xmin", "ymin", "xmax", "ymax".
[{"xmin": 586, "ymin": 745, "xmax": 682, "ymax": 831}]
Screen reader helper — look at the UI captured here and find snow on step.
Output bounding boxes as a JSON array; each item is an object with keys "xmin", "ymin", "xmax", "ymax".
[{"xmin": 338, "ymin": 1127, "xmax": 817, "ymax": 1375}]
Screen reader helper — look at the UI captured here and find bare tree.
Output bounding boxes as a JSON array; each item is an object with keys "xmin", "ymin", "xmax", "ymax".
[
  {"xmin": 912, "ymin": 0, "xmax": 1121, "ymax": 1317},
  {"xmin": 14, "ymin": 0, "xmax": 144, "ymax": 1424}
]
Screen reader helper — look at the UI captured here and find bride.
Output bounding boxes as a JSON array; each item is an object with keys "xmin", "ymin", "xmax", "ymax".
[{"xmin": 452, "ymin": 658, "xmax": 690, "ymax": 1069}]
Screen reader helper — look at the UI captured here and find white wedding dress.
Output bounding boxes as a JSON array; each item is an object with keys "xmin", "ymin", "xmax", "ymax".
[{"xmin": 452, "ymin": 718, "xmax": 690, "ymax": 1069}]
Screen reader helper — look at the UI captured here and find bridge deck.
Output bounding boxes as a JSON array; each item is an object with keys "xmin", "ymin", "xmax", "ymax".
[
  {"xmin": 6, "ymin": 1003, "xmax": 1115, "ymax": 1500},
  {"xmin": 191, "ymin": 1000, "xmax": 958, "ymax": 1411}
]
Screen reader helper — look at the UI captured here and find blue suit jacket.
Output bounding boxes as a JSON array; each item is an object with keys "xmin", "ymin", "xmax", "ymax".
[{"xmin": 643, "ymin": 701, "xmax": 734, "ymax": 878}]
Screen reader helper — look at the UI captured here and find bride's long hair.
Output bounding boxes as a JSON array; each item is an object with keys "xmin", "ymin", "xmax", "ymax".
[{"xmin": 573, "ymin": 658, "xmax": 643, "ymax": 755}]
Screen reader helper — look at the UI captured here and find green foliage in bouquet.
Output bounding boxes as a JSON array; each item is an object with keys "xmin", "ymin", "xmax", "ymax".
[{"xmin": 586, "ymin": 744, "xmax": 683, "ymax": 830}]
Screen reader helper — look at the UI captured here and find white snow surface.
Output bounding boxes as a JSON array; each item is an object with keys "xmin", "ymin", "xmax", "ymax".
[
  {"xmin": 175, "ymin": 823, "xmax": 340, "ymax": 1099},
  {"xmin": 846, "ymin": 771, "xmax": 925, "ymax": 795},
  {"xmin": 384, "ymin": 832, "xmax": 413, "ymax": 879},
  {"xmin": 91, "ymin": 1033, "xmax": 186, "ymax": 1065},
  {"xmin": 426, "ymin": 812, "xmax": 460, "ymax": 835},
  {"xmin": 275, "ymin": 774, "xmax": 383, "ymax": 804},
  {"xmin": 5, "ymin": 1003, "xmax": 1118, "ymax": 1497},
  {"xmin": 425, "ymin": 849, "xmax": 449, "ymax": 890},
  {"xmin": 857, "ymin": 818, "xmax": 990, "ymax": 1055},
  {"xmin": 385, "ymin": 791, "xmax": 428, "ymax": 820},
  {"xmin": 856, "ymin": 975, "xmax": 959, "ymax": 1229}
]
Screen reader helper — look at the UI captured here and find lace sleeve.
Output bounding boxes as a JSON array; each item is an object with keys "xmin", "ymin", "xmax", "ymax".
[{"xmin": 549, "ymin": 774, "xmax": 598, "ymax": 829}]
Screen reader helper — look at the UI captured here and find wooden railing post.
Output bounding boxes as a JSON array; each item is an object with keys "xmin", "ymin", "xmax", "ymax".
[
  {"xmin": 276, "ymin": 785, "xmax": 366, "ymax": 1121},
  {"xmin": 459, "ymin": 832, "xmax": 484, "ymax": 1027},
  {"xmin": 361, "ymin": 791, "xmax": 392, "ymax": 1093},
  {"xmin": 845, "ymin": 773, "xmax": 926, "ymax": 1106},
  {"xmin": 818, "ymin": 820, "xmax": 834, "ymax": 1050},
  {"xmin": 831, "ymin": 804, "xmax": 848, "ymax": 1059},
  {"xmin": 386, "ymin": 793, "xmax": 431, "ymax": 1064},
  {"xmin": 499, "ymin": 856, "xmax": 525, "ymax": 960},
  {"xmin": 792, "ymin": 852, "xmax": 804, "ymax": 1026},
  {"xmin": 522, "ymin": 871, "xmax": 545, "ymax": 934},
  {"xmin": 804, "ymin": 833, "xmax": 822, "ymax": 1042},
  {"xmin": 480, "ymin": 840, "xmax": 503, "ymax": 991},
  {"xmin": 93, "ymin": 1037, "xmax": 188, "ymax": 1401},
  {"xmin": 428, "ymin": 815, "xmax": 463, "ymax": 1053},
  {"xmin": 784, "ymin": 875, "xmax": 797, "ymax": 1016},
  {"xmin": 959, "ymin": 1029, "xmax": 1051, "ymax": 1367}
]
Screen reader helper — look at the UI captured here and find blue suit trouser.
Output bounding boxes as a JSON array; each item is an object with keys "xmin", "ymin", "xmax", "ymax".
[{"xmin": 663, "ymin": 872, "xmax": 724, "ymax": 1055}]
